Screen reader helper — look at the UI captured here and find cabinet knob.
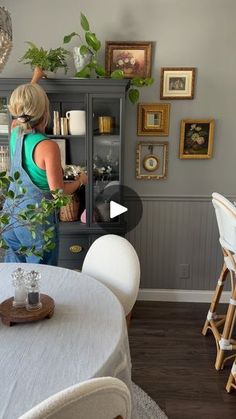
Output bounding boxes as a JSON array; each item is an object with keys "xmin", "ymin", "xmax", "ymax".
[{"xmin": 69, "ymin": 245, "xmax": 83, "ymax": 253}]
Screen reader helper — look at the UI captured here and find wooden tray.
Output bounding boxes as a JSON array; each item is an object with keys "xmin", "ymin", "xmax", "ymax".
[{"xmin": 0, "ymin": 294, "xmax": 54, "ymax": 326}]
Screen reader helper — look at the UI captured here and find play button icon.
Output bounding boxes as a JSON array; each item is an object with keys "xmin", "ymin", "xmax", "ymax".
[
  {"xmin": 110, "ymin": 201, "xmax": 128, "ymax": 219},
  {"xmin": 94, "ymin": 183, "xmax": 143, "ymax": 234}
]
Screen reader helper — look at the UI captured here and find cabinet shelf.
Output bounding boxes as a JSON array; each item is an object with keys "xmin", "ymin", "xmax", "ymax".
[{"xmin": 47, "ymin": 134, "xmax": 85, "ymax": 139}]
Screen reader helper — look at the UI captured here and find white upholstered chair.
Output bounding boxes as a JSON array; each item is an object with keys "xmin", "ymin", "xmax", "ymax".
[
  {"xmin": 202, "ymin": 193, "xmax": 236, "ymax": 381},
  {"xmin": 19, "ymin": 377, "xmax": 131, "ymax": 419},
  {"xmin": 82, "ymin": 234, "xmax": 140, "ymax": 323}
]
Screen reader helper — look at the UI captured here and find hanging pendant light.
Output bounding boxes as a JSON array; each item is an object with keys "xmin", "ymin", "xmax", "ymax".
[{"xmin": 0, "ymin": 6, "xmax": 12, "ymax": 72}]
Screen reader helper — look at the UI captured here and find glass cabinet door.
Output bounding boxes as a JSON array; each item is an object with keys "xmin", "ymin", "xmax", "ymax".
[{"xmin": 92, "ymin": 97, "xmax": 122, "ymax": 224}]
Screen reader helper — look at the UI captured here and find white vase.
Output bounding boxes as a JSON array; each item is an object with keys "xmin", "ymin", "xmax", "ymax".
[
  {"xmin": 66, "ymin": 110, "xmax": 86, "ymax": 135},
  {"xmin": 73, "ymin": 46, "xmax": 93, "ymax": 73}
]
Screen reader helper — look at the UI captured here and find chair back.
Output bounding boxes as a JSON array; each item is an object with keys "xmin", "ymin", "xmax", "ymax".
[
  {"xmin": 82, "ymin": 234, "xmax": 140, "ymax": 315},
  {"xmin": 212, "ymin": 192, "xmax": 236, "ymax": 254},
  {"xmin": 19, "ymin": 377, "xmax": 131, "ymax": 419}
]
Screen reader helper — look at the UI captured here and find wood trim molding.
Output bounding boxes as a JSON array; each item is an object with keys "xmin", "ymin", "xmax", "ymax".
[
  {"xmin": 125, "ymin": 195, "xmax": 236, "ymax": 202},
  {"xmin": 138, "ymin": 288, "xmax": 231, "ymax": 303}
]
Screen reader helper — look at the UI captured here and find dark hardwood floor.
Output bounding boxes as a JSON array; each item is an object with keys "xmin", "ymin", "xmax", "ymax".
[{"xmin": 129, "ymin": 301, "xmax": 236, "ymax": 419}]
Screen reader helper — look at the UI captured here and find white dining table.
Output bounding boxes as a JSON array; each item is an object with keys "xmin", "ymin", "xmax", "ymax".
[{"xmin": 0, "ymin": 263, "xmax": 132, "ymax": 419}]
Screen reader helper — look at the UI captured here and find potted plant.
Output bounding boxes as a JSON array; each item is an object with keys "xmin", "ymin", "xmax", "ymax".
[
  {"xmin": 63, "ymin": 13, "xmax": 154, "ymax": 103},
  {"xmin": 0, "ymin": 170, "xmax": 70, "ymax": 258},
  {"xmin": 19, "ymin": 42, "xmax": 69, "ymax": 83}
]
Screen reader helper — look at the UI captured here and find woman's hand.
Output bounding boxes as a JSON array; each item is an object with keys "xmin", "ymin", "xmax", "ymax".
[{"xmin": 31, "ymin": 66, "xmax": 47, "ymax": 84}]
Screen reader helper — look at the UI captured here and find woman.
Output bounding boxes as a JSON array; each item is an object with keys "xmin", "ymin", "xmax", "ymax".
[{"xmin": 3, "ymin": 81, "xmax": 87, "ymax": 265}]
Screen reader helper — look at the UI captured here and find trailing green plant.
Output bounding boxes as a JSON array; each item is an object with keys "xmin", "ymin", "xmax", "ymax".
[
  {"xmin": 19, "ymin": 42, "xmax": 69, "ymax": 73},
  {"xmin": 64, "ymin": 13, "xmax": 105, "ymax": 78},
  {"xmin": 111, "ymin": 73, "xmax": 154, "ymax": 104},
  {"xmin": 0, "ymin": 171, "xmax": 70, "ymax": 258},
  {"xmin": 64, "ymin": 13, "xmax": 154, "ymax": 103}
]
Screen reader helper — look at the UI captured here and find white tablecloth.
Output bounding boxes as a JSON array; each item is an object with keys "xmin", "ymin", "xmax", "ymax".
[{"xmin": 0, "ymin": 263, "xmax": 132, "ymax": 419}]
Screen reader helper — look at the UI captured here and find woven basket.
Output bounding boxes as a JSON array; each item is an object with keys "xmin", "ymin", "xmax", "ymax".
[{"xmin": 59, "ymin": 193, "xmax": 80, "ymax": 222}]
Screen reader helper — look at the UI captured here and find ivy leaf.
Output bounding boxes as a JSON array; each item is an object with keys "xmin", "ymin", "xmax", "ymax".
[
  {"xmin": 0, "ymin": 239, "xmax": 8, "ymax": 249},
  {"xmin": 128, "ymin": 88, "xmax": 140, "ymax": 104},
  {"xmin": 110, "ymin": 69, "xmax": 124, "ymax": 79},
  {"xmin": 31, "ymin": 230, "xmax": 36, "ymax": 239},
  {"xmin": 27, "ymin": 204, "xmax": 36, "ymax": 210},
  {"xmin": 80, "ymin": 13, "xmax": 90, "ymax": 31},
  {"xmin": 80, "ymin": 45, "xmax": 90, "ymax": 56},
  {"xmin": 43, "ymin": 242, "xmax": 55, "ymax": 251},
  {"xmin": 13, "ymin": 171, "xmax": 20, "ymax": 180},
  {"xmin": 131, "ymin": 77, "xmax": 145, "ymax": 87},
  {"xmin": 85, "ymin": 32, "xmax": 101, "ymax": 52},
  {"xmin": 0, "ymin": 215, "xmax": 9, "ymax": 225},
  {"xmin": 6, "ymin": 190, "xmax": 15, "ymax": 199},
  {"xmin": 75, "ymin": 65, "xmax": 91, "ymax": 78},
  {"xmin": 63, "ymin": 32, "xmax": 78, "ymax": 44},
  {"xmin": 95, "ymin": 65, "xmax": 106, "ymax": 77},
  {"xmin": 144, "ymin": 77, "xmax": 154, "ymax": 86},
  {"xmin": 88, "ymin": 61, "xmax": 97, "ymax": 69}
]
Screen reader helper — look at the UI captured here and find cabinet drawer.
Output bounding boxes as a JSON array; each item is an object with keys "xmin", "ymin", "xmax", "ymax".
[{"xmin": 58, "ymin": 236, "xmax": 89, "ymax": 260}]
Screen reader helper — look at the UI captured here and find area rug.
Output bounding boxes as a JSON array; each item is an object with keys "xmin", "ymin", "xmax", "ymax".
[{"xmin": 132, "ymin": 382, "xmax": 168, "ymax": 419}]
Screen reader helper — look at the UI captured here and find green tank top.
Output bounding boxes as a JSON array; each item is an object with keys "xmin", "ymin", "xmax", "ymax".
[{"xmin": 10, "ymin": 128, "xmax": 50, "ymax": 191}]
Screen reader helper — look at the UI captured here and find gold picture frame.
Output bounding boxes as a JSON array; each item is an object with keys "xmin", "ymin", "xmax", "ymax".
[
  {"xmin": 136, "ymin": 141, "xmax": 168, "ymax": 179},
  {"xmin": 137, "ymin": 103, "xmax": 170, "ymax": 136},
  {"xmin": 160, "ymin": 67, "xmax": 196, "ymax": 99},
  {"xmin": 179, "ymin": 119, "xmax": 215, "ymax": 159},
  {"xmin": 105, "ymin": 41, "xmax": 152, "ymax": 78}
]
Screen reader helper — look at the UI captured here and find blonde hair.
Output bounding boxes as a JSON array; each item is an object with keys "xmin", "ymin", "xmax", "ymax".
[{"xmin": 8, "ymin": 83, "xmax": 50, "ymax": 133}]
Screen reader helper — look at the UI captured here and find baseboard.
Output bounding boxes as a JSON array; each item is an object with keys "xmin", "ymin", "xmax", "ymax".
[{"xmin": 138, "ymin": 288, "xmax": 231, "ymax": 303}]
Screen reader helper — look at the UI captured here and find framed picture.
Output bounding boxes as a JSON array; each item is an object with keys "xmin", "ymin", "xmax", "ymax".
[
  {"xmin": 160, "ymin": 67, "xmax": 196, "ymax": 99},
  {"xmin": 52, "ymin": 138, "xmax": 66, "ymax": 168},
  {"xmin": 179, "ymin": 119, "xmax": 215, "ymax": 159},
  {"xmin": 105, "ymin": 41, "xmax": 152, "ymax": 78},
  {"xmin": 136, "ymin": 141, "xmax": 168, "ymax": 179},
  {"xmin": 137, "ymin": 103, "xmax": 170, "ymax": 136}
]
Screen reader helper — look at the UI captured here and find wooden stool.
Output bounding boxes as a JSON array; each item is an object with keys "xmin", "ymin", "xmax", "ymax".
[
  {"xmin": 226, "ymin": 357, "xmax": 236, "ymax": 392},
  {"xmin": 202, "ymin": 193, "xmax": 236, "ymax": 371},
  {"xmin": 202, "ymin": 262, "xmax": 229, "ymax": 341}
]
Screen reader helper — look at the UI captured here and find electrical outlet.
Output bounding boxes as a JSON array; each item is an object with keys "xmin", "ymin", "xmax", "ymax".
[{"xmin": 179, "ymin": 264, "xmax": 190, "ymax": 279}]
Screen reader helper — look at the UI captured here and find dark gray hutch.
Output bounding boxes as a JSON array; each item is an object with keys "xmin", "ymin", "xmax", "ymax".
[{"xmin": 0, "ymin": 78, "xmax": 129, "ymax": 269}]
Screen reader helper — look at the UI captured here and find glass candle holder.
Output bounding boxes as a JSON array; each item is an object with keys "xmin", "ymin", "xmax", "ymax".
[
  {"xmin": 25, "ymin": 270, "xmax": 42, "ymax": 311},
  {"xmin": 11, "ymin": 267, "xmax": 27, "ymax": 308}
]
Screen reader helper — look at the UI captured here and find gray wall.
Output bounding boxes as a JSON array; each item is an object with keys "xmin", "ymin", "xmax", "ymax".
[{"xmin": 1, "ymin": 0, "xmax": 235, "ymax": 291}]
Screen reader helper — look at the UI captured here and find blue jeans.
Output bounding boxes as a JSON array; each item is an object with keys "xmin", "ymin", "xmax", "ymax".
[{"xmin": 3, "ymin": 220, "xmax": 59, "ymax": 266}]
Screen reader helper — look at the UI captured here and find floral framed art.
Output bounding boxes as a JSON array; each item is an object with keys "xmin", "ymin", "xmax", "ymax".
[
  {"xmin": 179, "ymin": 119, "xmax": 215, "ymax": 159},
  {"xmin": 160, "ymin": 67, "xmax": 196, "ymax": 99},
  {"xmin": 105, "ymin": 41, "xmax": 152, "ymax": 78},
  {"xmin": 137, "ymin": 103, "xmax": 170, "ymax": 136},
  {"xmin": 136, "ymin": 141, "xmax": 168, "ymax": 179}
]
